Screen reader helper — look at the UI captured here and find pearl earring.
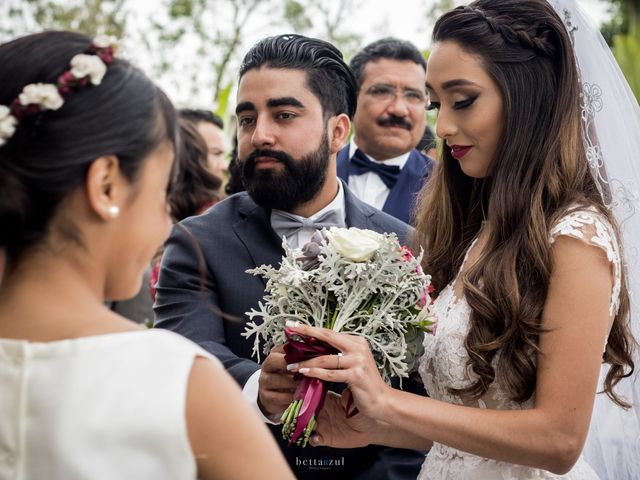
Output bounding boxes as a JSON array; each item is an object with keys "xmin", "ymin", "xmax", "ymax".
[{"xmin": 107, "ymin": 205, "xmax": 120, "ymax": 218}]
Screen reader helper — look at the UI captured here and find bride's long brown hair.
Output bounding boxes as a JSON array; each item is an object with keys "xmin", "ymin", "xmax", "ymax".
[{"xmin": 414, "ymin": 0, "xmax": 635, "ymax": 406}]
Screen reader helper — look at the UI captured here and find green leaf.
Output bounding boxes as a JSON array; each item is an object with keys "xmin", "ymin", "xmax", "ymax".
[
  {"xmin": 283, "ymin": 0, "xmax": 312, "ymax": 31},
  {"xmin": 214, "ymin": 81, "xmax": 233, "ymax": 119},
  {"xmin": 613, "ymin": 32, "xmax": 640, "ymax": 101},
  {"xmin": 169, "ymin": 0, "xmax": 194, "ymax": 18}
]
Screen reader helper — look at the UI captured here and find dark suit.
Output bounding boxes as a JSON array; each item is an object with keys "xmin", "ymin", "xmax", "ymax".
[
  {"xmin": 154, "ymin": 183, "xmax": 425, "ymax": 479},
  {"xmin": 337, "ymin": 145, "xmax": 434, "ymax": 225}
]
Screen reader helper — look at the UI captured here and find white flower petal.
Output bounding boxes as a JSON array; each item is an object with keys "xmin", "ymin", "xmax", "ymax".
[
  {"xmin": 326, "ymin": 227, "xmax": 382, "ymax": 262},
  {"xmin": 0, "ymin": 114, "xmax": 17, "ymax": 140},
  {"xmin": 18, "ymin": 83, "xmax": 64, "ymax": 110},
  {"xmin": 93, "ymin": 35, "xmax": 117, "ymax": 49},
  {"xmin": 0, "ymin": 105, "xmax": 11, "ymax": 119},
  {"xmin": 70, "ymin": 54, "xmax": 107, "ymax": 85}
]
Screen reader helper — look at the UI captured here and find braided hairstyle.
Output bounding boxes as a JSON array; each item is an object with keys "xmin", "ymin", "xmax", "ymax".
[
  {"xmin": 462, "ymin": 4, "xmax": 557, "ymax": 57},
  {"xmin": 414, "ymin": 0, "xmax": 635, "ymax": 406}
]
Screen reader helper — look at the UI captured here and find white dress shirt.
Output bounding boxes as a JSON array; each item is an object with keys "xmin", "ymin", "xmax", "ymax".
[
  {"xmin": 242, "ymin": 181, "xmax": 347, "ymax": 423},
  {"xmin": 347, "ymin": 140, "xmax": 410, "ymax": 210}
]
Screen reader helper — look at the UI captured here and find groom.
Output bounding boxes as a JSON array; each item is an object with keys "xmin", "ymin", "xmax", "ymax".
[{"xmin": 154, "ymin": 34, "xmax": 425, "ymax": 479}]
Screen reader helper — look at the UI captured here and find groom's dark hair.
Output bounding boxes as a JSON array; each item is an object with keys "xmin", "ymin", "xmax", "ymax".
[{"xmin": 239, "ymin": 34, "xmax": 357, "ymax": 120}]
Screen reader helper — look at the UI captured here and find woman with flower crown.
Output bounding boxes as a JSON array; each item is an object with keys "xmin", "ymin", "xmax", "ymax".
[
  {"xmin": 285, "ymin": 0, "xmax": 639, "ymax": 478},
  {"xmin": 0, "ymin": 31, "xmax": 293, "ymax": 479}
]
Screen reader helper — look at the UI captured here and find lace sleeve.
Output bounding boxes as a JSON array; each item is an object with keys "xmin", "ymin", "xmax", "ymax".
[{"xmin": 549, "ymin": 209, "xmax": 622, "ymax": 316}]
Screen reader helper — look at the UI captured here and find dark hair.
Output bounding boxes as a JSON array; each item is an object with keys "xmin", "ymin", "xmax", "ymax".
[
  {"xmin": 169, "ymin": 118, "xmax": 221, "ymax": 221},
  {"xmin": 179, "ymin": 108, "xmax": 224, "ymax": 130},
  {"xmin": 414, "ymin": 0, "xmax": 634, "ymax": 407},
  {"xmin": 0, "ymin": 31, "xmax": 177, "ymax": 260},
  {"xmin": 224, "ymin": 128, "xmax": 244, "ymax": 196},
  {"xmin": 349, "ymin": 37, "xmax": 426, "ymax": 91},
  {"xmin": 239, "ymin": 34, "xmax": 357, "ymax": 119}
]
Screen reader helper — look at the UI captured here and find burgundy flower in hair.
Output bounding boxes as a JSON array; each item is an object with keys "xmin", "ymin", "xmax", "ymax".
[{"xmin": 91, "ymin": 35, "xmax": 117, "ymax": 65}]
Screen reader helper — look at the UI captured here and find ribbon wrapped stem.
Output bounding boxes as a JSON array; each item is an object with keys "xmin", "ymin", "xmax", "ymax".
[{"xmin": 281, "ymin": 328, "xmax": 338, "ymax": 446}]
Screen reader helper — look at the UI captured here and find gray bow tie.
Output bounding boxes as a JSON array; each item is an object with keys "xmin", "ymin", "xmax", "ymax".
[{"xmin": 271, "ymin": 209, "xmax": 344, "ymax": 238}]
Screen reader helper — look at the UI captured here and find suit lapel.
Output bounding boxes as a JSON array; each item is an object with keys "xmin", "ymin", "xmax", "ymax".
[
  {"xmin": 336, "ymin": 145, "xmax": 350, "ymax": 184},
  {"xmin": 382, "ymin": 150, "xmax": 427, "ymax": 224},
  {"xmin": 231, "ymin": 196, "xmax": 284, "ymax": 287},
  {"xmin": 342, "ymin": 179, "xmax": 377, "ymax": 229}
]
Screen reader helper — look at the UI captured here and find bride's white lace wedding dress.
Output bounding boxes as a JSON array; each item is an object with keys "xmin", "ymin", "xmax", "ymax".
[{"xmin": 418, "ymin": 208, "xmax": 620, "ymax": 479}]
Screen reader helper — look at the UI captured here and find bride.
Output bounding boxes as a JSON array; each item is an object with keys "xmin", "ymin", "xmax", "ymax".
[{"xmin": 285, "ymin": 0, "xmax": 639, "ymax": 478}]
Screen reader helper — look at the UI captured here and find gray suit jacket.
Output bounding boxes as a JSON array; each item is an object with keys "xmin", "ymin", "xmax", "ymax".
[{"xmin": 154, "ymin": 183, "xmax": 424, "ymax": 480}]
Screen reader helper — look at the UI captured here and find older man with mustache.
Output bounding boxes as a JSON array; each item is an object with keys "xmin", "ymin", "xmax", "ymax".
[{"xmin": 337, "ymin": 38, "xmax": 434, "ymax": 224}]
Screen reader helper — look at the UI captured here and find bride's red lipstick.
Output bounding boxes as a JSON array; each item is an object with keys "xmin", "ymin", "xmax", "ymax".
[{"xmin": 449, "ymin": 145, "xmax": 472, "ymax": 159}]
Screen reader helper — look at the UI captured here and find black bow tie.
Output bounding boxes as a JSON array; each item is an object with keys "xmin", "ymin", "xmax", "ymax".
[{"xmin": 350, "ymin": 149, "xmax": 401, "ymax": 189}]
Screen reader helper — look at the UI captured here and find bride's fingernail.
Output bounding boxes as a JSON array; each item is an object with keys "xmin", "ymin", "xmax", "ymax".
[
  {"xmin": 285, "ymin": 320, "xmax": 301, "ymax": 328},
  {"xmin": 286, "ymin": 363, "xmax": 299, "ymax": 371},
  {"xmin": 298, "ymin": 368, "xmax": 310, "ymax": 374},
  {"xmin": 311, "ymin": 435, "xmax": 321, "ymax": 445}
]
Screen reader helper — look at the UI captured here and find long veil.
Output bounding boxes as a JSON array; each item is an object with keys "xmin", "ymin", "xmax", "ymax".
[{"xmin": 548, "ymin": 1, "xmax": 640, "ymax": 478}]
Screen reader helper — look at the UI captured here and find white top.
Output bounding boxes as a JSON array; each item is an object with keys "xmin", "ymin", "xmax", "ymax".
[
  {"xmin": 346, "ymin": 140, "xmax": 410, "ymax": 210},
  {"xmin": 0, "ymin": 328, "xmax": 217, "ymax": 479},
  {"xmin": 418, "ymin": 208, "xmax": 619, "ymax": 479}
]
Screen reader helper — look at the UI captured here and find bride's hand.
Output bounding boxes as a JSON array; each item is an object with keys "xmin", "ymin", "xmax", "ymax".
[{"xmin": 285, "ymin": 323, "xmax": 391, "ymax": 420}]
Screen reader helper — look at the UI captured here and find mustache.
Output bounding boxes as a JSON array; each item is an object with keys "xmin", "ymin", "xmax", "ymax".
[
  {"xmin": 377, "ymin": 115, "xmax": 412, "ymax": 130},
  {"xmin": 243, "ymin": 148, "xmax": 294, "ymax": 168}
]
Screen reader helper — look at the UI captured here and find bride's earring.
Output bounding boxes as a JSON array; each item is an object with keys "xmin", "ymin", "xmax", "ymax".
[{"xmin": 107, "ymin": 205, "xmax": 120, "ymax": 219}]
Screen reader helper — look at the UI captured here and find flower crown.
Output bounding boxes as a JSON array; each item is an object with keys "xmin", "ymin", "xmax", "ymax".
[{"xmin": 0, "ymin": 35, "xmax": 117, "ymax": 147}]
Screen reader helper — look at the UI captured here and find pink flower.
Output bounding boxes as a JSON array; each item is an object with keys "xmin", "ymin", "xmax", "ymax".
[
  {"xmin": 97, "ymin": 48, "xmax": 115, "ymax": 65},
  {"xmin": 418, "ymin": 284, "xmax": 436, "ymax": 308},
  {"xmin": 401, "ymin": 245, "xmax": 414, "ymax": 262},
  {"xmin": 148, "ymin": 260, "xmax": 161, "ymax": 301},
  {"xmin": 418, "ymin": 289, "xmax": 427, "ymax": 308},
  {"xmin": 428, "ymin": 318, "xmax": 438, "ymax": 336}
]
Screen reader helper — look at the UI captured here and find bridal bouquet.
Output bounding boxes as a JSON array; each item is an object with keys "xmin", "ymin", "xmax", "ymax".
[{"xmin": 242, "ymin": 227, "xmax": 436, "ymax": 447}]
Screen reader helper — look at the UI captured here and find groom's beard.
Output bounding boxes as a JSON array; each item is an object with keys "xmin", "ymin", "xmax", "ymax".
[{"xmin": 240, "ymin": 130, "xmax": 330, "ymax": 212}]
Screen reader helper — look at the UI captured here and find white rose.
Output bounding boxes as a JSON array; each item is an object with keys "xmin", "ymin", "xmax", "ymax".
[
  {"xmin": 325, "ymin": 227, "xmax": 383, "ymax": 262},
  {"xmin": 18, "ymin": 83, "xmax": 64, "ymax": 110},
  {"xmin": 93, "ymin": 35, "xmax": 117, "ymax": 49},
  {"xmin": 0, "ymin": 106, "xmax": 17, "ymax": 145},
  {"xmin": 70, "ymin": 54, "xmax": 107, "ymax": 85}
]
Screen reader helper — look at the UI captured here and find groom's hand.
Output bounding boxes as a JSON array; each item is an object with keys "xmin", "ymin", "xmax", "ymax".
[
  {"xmin": 258, "ymin": 345, "xmax": 298, "ymax": 418},
  {"xmin": 311, "ymin": 391, "xmax": 372, "ymax": 449}
]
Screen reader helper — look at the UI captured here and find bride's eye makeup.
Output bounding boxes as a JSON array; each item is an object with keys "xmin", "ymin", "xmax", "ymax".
[
  {"xmin": 453, "ymin": 95, "xmax": 478, "ymax": 110},
  {"xmin": 424, "ymin": 94, "xmax": 478, "ymax": 112}
]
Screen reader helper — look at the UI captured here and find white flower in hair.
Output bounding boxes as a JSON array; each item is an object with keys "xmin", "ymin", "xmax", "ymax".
[
  {"xmin": 93, "ymin": 35, "xmax": 117, "ymax": 49},
  {"xmin": 0, "ymin": 105, "xmax": 17, "ymax": 146},
  {"xmin": 18, "ymin": 83, "xmax": 64, "ymax": 110},
  {"xmin": 70, "ymin": 54, "xmax": 107, "ymax": 85}
]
